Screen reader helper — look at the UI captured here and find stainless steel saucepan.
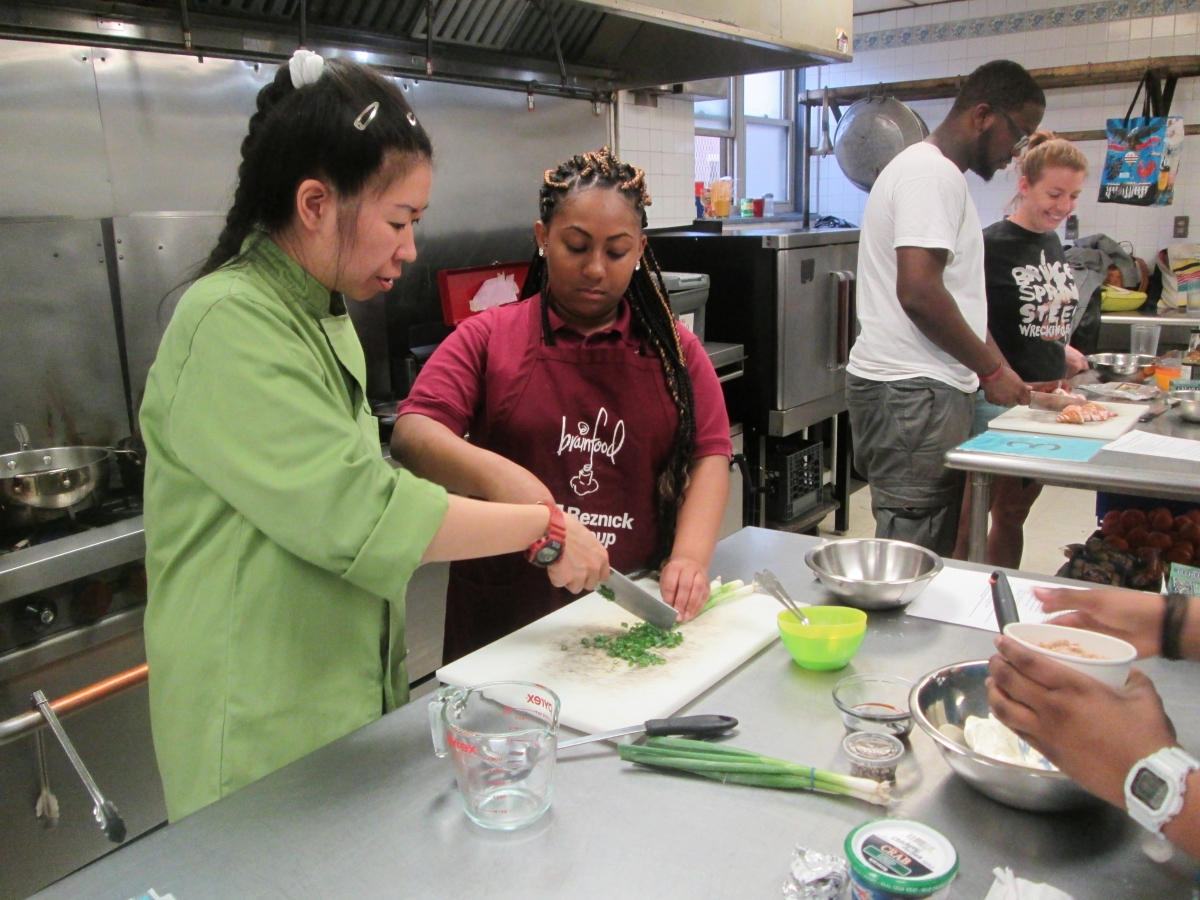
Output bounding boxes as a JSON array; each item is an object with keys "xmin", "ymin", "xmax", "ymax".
[{"xmin": 0, "ymin": 424, "xmax": 117, "ymax": 526}]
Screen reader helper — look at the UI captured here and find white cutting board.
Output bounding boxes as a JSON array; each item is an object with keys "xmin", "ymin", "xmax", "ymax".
[
  {"xmin": 435, "ymin": 587, "xmax": 782, "ymax": 737},
  {"xmin": 988, "ymin": 400, "xmax": 1142, "ymax": 440}
]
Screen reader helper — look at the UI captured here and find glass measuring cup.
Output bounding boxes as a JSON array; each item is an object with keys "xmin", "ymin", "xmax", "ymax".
[{"xmin": 429, "ymin": 681, "xmax": 560, "ymax": 830}]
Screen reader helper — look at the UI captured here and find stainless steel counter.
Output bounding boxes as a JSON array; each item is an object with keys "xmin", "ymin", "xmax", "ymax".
[
  {"xmin": 29, "ymin": 528, "xmax": 1200, "ymax": 899},
  {"xmin": 1102, "ymin": 308, "xmax": 1200, "ymax": 327},
  {"xmin": 0, "ymin": 517, "xmax": 146, "ymax": 604},
  {"xmin": 947, "ymin": 412, "xmax": 1200, "ymax": 561}
]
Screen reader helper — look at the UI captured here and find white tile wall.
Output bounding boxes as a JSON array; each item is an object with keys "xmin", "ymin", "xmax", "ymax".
[
  {"xmin": 818, "ymin": 8, "xmax": 1200, "ymax": 259},
  {"xmin": 614, "ymin": 92, "xmax": 696, "ymax": 228}
]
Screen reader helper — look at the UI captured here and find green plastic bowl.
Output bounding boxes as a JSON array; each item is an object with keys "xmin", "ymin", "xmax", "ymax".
[{"xmin": 778, "ymin": 607, "xmax": 867, "ymax": 671}]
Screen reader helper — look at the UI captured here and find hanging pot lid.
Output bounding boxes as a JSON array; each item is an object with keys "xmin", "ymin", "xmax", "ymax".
[{"xmin": 833, "ymin": 96, "xmax": 930, "ymax": 192}]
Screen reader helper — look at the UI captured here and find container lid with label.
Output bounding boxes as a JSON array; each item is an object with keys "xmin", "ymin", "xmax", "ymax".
[{"xmin": 844, "ymin": 819, "xmax": 958, "ymax": 896}]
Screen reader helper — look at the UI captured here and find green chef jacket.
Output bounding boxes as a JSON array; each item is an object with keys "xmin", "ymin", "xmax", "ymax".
[{"xmin": 140, "ymin": 235, "xmax": 448, "ymax": 821}]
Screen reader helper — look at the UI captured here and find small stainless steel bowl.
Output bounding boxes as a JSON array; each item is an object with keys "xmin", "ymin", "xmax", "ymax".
[
  {"xmin": 832, "ymin": 673, "xmax": 914, "ymax": 737},
  {"xmin": 910, "ymin": 660, "xmax": 1097, "ymax": 812},
  {"xmin": 1171, "ymin": 389, "xmax": 1200, "ymax": 423},
  {"xmin": 804, "ymin": 539, "xmax": 942, "ymax": 610},
  {"xmin": 1086, "ymin": 352, "xmax": 1157, "ymax": 382}
]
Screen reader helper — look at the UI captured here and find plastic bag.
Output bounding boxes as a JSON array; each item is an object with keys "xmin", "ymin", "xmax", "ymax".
[
  {"xmin": 1159, "ymin": 243, "xmax": 1200, "ymax": 310},
  {"xmin": 468, "ymin": 273, "xmax": 520, "ymax": 312}
]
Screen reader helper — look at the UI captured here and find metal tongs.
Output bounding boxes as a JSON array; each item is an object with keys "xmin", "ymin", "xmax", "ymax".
[
  {"xmin": 32, "ymin": 691, "xmax": 126, "ymax": 843},
  {"xmin": 755, "ymin": 568, "xmax": 810, "ymax": 626}
]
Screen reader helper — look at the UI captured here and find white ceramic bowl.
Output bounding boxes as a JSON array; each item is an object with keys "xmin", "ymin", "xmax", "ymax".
[{"xmin": 1004, "ymin": 622, "xmax": 1136, "ymax": 688}]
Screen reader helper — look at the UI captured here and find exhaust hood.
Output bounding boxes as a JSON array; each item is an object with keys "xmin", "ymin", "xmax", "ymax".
[{"xmin": 0, "ymin": 0, "xmax": 853, "ymax": 96}]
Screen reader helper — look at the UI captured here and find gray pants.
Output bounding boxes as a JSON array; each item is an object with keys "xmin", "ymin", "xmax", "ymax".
[{"xmin": 846, "ymin": 374, "xmax": 974, "ymax": 557}]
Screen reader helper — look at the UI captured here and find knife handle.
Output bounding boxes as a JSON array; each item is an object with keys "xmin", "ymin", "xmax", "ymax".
[
  {"xmin": 990, "ymin": 570, "xmax": 1020, "ymax": 632},
  {"xmin": 644, "ymin": 715, "xmax": 738, "ymax": 738}
]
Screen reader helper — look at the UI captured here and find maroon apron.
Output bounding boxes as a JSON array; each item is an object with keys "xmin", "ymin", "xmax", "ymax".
[{"xmin": 442, "ymin": 296, "xmax": 678, "ymax": 662}]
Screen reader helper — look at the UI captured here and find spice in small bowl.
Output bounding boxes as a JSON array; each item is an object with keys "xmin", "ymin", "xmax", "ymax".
[
  {"xmin": 832, "ymin": 673, "xmax": 914, "ymax": 736},
  {"xmin": 842, "ymin": 731, "xmax": 905, "ymax": 783}
]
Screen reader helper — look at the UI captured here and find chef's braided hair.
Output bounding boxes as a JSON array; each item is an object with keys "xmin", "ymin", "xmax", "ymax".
[
  {"xmin": 520, "ymin": 147, "xmax": 696, "ymax": 567},
  {"xmin": 200, "ymin": 58, "xmax": 431, "ymax": 276}
]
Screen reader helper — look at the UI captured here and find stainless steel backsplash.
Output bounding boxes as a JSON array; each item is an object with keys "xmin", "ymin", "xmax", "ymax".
[{"xmin": 0, "ymin": 39, "xmax": 608, "ymax": 443}]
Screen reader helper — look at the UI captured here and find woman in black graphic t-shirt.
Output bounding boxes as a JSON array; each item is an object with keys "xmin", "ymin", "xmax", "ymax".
[{"xmin": 956, "ymin": 133, "xmax": 1090, "ymax": 567}]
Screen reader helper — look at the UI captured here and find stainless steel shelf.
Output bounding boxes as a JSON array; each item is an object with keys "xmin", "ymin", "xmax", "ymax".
[{"xmin": 0, "ymin": 517, "xmax": 145, "ymax": 604}]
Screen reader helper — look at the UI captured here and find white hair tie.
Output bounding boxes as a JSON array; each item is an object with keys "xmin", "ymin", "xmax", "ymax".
[{"xmin": 289, "ymin": 49, "xmax": 325, "ymax": 88}]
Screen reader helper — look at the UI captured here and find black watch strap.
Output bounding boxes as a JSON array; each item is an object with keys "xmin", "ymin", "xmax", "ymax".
[{"xmin": 1162, "ymin": 593, "xmax": 1190, "ymax": 661}]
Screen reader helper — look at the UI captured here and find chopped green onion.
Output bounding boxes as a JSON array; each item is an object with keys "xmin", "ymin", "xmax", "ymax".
[
  {"xmin": 597, "ymin": 584, "xmax": 616, "ymax": 602},
  {"xmin": 579, "ymin": 622, "xmax": 683, "ymax": 667}
]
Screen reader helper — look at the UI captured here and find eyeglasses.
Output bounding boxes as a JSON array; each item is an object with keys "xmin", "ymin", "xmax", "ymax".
[{"xmin": 996, "ymin": 107, "xmax": 1032, "ymax": 155}]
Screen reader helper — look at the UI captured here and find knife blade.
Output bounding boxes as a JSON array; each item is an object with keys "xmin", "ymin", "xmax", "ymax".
[
  {"xmin": 599, "ymin": 569, "xmax": 679, "ymax": 631},
  {"xmin": 558, "ymin": 714, "xmax": 738, "ymax": 749},
  {"xmin": 1029, "ymin": 391, "xmax": 1082, "ymax": 412}
]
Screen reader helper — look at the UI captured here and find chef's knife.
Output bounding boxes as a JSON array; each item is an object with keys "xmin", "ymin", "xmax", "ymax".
[
  {"xmin": 599, "ymin": 569, "xmax": 680, "ymax": 631},
  {"xmin": 1029, "ymin": 391, "xmax": 1082, "ymax": 412},
  {"xmin": 558, "ymin": 714, "xmax": 738, "ymax": 749},
  {"xmin": 1139, "ymin": 399, "xmax": 1169, "ymax": 422}
]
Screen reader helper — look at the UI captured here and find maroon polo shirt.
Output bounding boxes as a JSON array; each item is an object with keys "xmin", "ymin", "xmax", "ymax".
[{"xmin": 398, "ymin": 296, "xmax": 732, "ymax": 460}]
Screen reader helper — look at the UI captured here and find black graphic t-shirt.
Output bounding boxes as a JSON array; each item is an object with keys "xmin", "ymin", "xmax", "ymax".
[{"xmin": 983, "ymin": 218, "xmax": 1080, "ymax": 383}]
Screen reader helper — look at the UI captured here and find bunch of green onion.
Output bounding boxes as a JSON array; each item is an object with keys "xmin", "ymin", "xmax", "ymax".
[
  {"xmin": 618, "ymin": 737, "xmax": 891, "ymax": 806},
  {"xmin": 698, "ymin": 577, "xmax": 759, "ymax": 616}
]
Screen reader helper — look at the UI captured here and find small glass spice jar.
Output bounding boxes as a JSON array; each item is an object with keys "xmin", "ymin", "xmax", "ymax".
[{"xmin": 842, "ymin": 731, "xmax": 905, "ymax": 783}]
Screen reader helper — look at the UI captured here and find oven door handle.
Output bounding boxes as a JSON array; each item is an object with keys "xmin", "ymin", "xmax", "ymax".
[
  {"xmin": 0, "ymin": 663, "xmax": 148, "ymax": 746},
  {"xmin": 831, "ymin": 271, "xmax": 857, "ymax": 369}
]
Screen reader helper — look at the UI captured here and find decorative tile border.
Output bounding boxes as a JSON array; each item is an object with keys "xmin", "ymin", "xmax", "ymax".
[{"xmin": 853, "ymin": 0, "xmax": 1198, "ymax": 52}]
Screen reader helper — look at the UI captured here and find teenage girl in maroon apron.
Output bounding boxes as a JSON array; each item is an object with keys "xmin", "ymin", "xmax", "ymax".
[{"xmin": 442, "ymin": 296, "xmax": 679, "ymax": 660}]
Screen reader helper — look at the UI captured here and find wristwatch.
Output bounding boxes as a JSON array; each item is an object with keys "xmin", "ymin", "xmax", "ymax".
[
  {"xmin": 526, "ymin": 501, "xmax": 566, "ymax": 568},
  {"xmin": 1125, "ymin": 746, "xmax": 1200, "ymax": 834}
]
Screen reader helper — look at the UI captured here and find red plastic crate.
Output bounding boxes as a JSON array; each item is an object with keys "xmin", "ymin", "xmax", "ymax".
[{"xmin": 437, "ymin": 262, "xmax": 531, "ymax": 326}]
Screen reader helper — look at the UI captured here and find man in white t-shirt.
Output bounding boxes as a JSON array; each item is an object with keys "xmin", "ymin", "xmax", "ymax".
[{"xmin": 847, "ymin": 60, "xmax": 1044, "ymax": 555}]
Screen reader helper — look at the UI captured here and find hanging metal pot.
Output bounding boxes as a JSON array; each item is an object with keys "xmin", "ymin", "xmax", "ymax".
[{"xmin": 833, "ymin": 96, "xmax": 930, "ymax": 192}]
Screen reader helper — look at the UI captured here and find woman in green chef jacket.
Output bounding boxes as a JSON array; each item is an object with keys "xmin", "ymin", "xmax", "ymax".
[{"xmin": 139, "ymin": 50, "xmax": 608, "ymax": 821}]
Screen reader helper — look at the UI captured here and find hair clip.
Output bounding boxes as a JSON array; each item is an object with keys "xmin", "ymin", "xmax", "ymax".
[
  {"xmin": 406, "ymin": 111, "xmax": 418, "ymax": 127},
  {"xmin": 288, "ymin": 49, "xmax": 325, "ymax": 88},
  {"xmin": 354, "ymin": 101, "xmax": 380, "ymax": 131}
]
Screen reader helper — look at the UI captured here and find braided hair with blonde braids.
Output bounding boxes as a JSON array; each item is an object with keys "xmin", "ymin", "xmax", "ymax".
[
  {"xmin": 519, "ymin": 147, "xmax": 696, "ymax": 568},
  {"xmin": 200, "ymin": 58, "xmax": 432, "ymax": 277}
]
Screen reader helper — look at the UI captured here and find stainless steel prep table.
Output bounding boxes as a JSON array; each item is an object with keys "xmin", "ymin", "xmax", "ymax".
[
  {"xmin": 30, "ymin": 528, "xmax": 1200, "ymax": 899},
  {"xmin": 948, "ymin": 412, "xmax": 1200, "ymax": 563}
]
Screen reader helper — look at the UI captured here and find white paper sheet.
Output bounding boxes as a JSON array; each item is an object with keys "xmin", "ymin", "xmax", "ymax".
[
  {"xmin": 905, "ymin": 566, "xmax": 1077, "ymax": 632},
  {"xmin": 1102, "ymin": 429, "xmax": 1200, "ymax": 462}
]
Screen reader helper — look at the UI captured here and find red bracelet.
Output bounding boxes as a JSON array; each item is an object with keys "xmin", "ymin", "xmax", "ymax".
[{"xmin": 978, "ymin": 363, "xmax": 1005, "ymax": 385}]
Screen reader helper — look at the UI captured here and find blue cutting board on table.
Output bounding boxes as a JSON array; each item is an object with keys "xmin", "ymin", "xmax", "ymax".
[{"xmin": 959, "ymin": 429, "xmax": 1109, "ymax": 462}]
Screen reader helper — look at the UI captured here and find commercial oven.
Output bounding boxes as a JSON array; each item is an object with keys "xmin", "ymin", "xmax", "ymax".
[{"xmin": 650, "ymin": 226, "xmax": 859, "ymax": 532}]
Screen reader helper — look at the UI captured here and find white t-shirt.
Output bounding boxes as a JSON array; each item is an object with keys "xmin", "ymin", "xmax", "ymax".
[{"xmin": 847, "ymin": 141, "xmax": 987, "ymax": 392}]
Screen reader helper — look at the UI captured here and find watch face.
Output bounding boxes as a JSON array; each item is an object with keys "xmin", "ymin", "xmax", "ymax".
[
  {"xmin": 1132, "ymin": 767, "xmax": 1170, "ymax": 811},
  {"xmin": 535, "ymin": 541, "xmax": 563, "ymax": 565}
]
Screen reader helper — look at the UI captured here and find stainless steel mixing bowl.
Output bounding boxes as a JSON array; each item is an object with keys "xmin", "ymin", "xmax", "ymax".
[
  {"xmin": 1086, "ymin": 353, "xmax": 1157, "ymax": 382},
  {"xmin": 1171, "ymin": 389, "xmax": 1200, "ymax": 423},
  {"xmin": 910, "ymin": 660, "xmax": 1097, "ymax": 812},
  {"xmin": 804, "ymin": 539, "xmax": 942, "ymax": 610}
]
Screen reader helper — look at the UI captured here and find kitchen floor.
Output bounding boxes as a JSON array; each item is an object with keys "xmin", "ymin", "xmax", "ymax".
[{"xmin": 818, "ymin": 484, "xmax": 1100, "ymax": 577}]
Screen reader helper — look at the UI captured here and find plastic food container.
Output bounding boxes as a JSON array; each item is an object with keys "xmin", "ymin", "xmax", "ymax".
[
  {"xmin": 1004, "ymin": 622, "xmax": 1136, "ymax": 688},
  {"xmin": 845, "ymin": 819, "xmax": 958, "ymax": 899},
  {"xmin": 842, "ymin": 731, "xmax": 904, "ymax": 783}
]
